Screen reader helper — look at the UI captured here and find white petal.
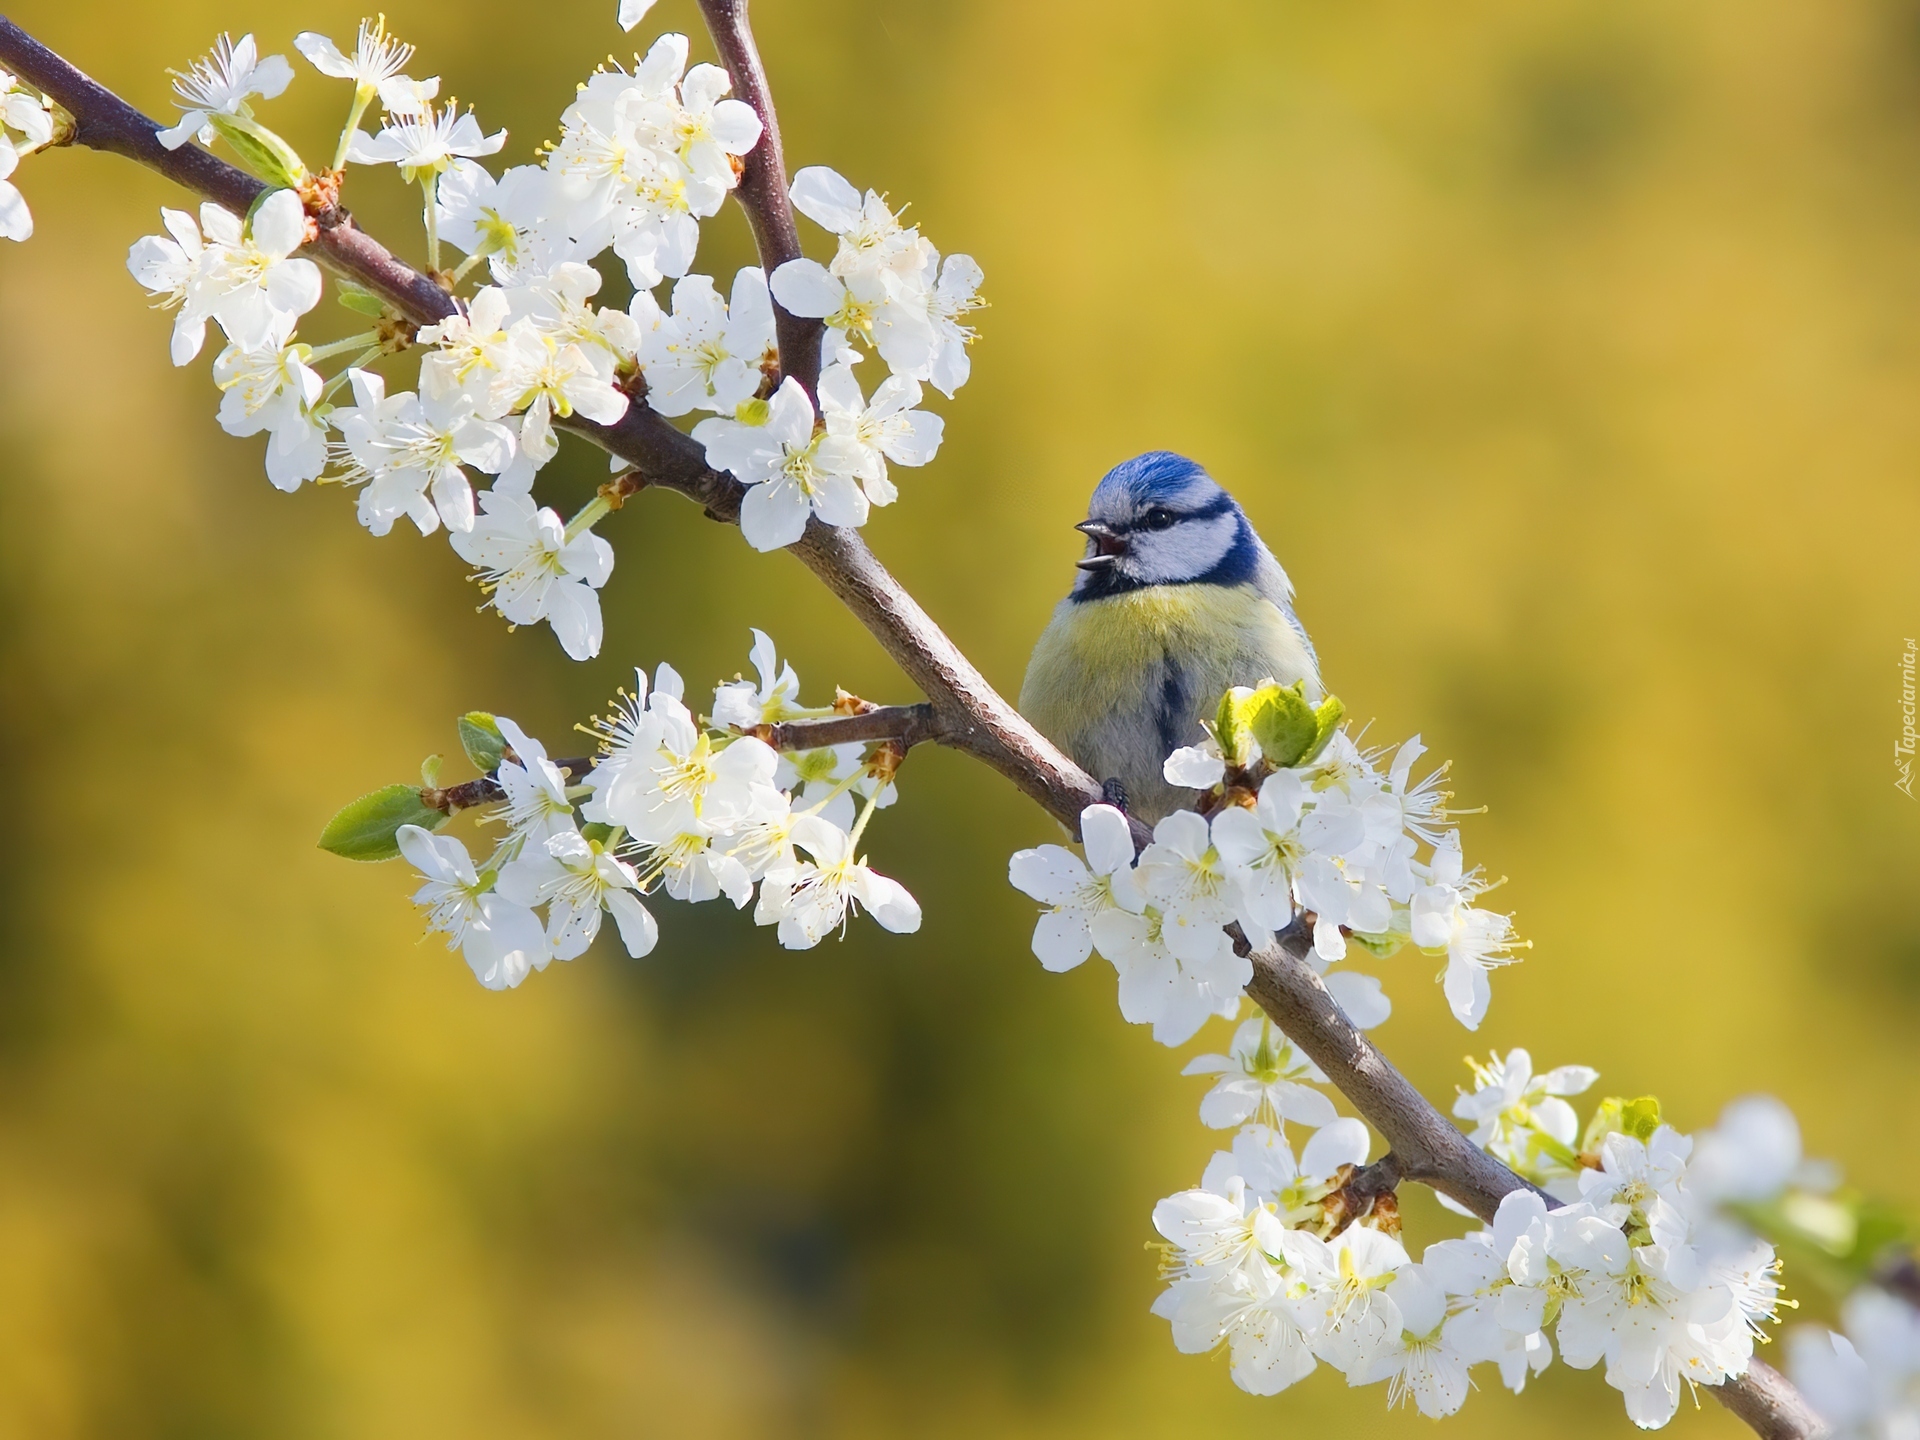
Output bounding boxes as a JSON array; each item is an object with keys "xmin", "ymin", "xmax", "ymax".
[
  {"xmin": 1031, "ymin": 911, "xmax": 1091, "ymax": 972},
  {"xmin": 543, "ymin": 578, "xmax": 603, "ymax": 661},
  {"xmin": 739, "ymin": 478, "xmax": 813, "ymax": 551},
  {"xmin": 1299, "ymin": 1118, "xmax": 1370, "ymax": 1179},
  {"xmin": 1321, "ymin": 970, "xmax": 1391, "ymax": 1029},
  {"xmin": 768, "ymin": 258, "xmax": 844, "ymax": 318},
  {"xmin": 1007, "ymin": 846, "xmax": 1089, "ymax": 907},
  {"xmin": 788, "ymin": 166, "xmax": 863, "ymax": 233},
  {"xmin": 1079, "ymin": 804, "xmax": 1137, "ymax": 877},
  {"xmin": 606, "ymin": 890, "xmax": 659, "ymax": 956}
]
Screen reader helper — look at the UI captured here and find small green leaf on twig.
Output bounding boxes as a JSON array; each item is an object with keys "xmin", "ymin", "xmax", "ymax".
[
  {"xmin": 319, "ymin": 783, "xmax": 448, "ymax": 862},
  {"xmin": 458, "ymin": 711, "xmax": 507, "ymax": 772},
  {"xmin": 1249, "ymin": 682, "xmax": 1319, "ymax": 768}
]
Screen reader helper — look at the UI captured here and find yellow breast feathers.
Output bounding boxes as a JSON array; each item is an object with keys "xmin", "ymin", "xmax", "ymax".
[{"xmin": 1020, "ymin": 584, "xmax": 1320, "ymax": 758}]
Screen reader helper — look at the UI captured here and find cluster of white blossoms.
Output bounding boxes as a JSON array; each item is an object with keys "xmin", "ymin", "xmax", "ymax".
[
  {"xmin": 1010, "ymin": 680, "xmax": 1521, "ymax": 1045},
  {"xmin": 1793, "ymin": 1289, "xmax": 1920, "ymax": 1437},
  {"xmin": 122, "ymin": 14, "xmax": 980, "ymax": 653},
  {"xmin": 0, "ymin": 69, "xmax": 54, "ymax": 243},
  {"xmin": 688, "ymin": 166, "xmax": 977, "ymax": 548},
  {"xmin": 1656, "ymin": 1094, "xmax": 1920, "ymax": 1440},
  {"xmin": 390, "ymin": 631, "xmax": 918, "ymax": 989},
  {"xmin": 1155, "ymin": 1043, "xmax": 1784, "ymax": 1426}
]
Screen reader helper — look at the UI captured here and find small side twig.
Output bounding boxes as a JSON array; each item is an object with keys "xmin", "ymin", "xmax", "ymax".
[
  {"xmin": 752, "ymin": 702, "xmax": 943, "ymax": 752},
  {"xmin": 425, "ymin": 758, "xmax": 593, "ymax": 815}
]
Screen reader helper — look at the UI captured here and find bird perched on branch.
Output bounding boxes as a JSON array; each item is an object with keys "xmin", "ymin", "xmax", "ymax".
[{"xmin": 1020, "ymin": 451, "xmax": 1321, "ymax": 823}]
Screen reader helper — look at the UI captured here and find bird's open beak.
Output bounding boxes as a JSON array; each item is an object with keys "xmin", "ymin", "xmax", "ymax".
[{"xmin": 1075, "ymin": 519, "xmax": 1127, "ymax": 570}]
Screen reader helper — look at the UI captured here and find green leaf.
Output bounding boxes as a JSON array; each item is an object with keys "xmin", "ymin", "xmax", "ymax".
[
  {"xmin": 458, "ymin": 711, "xmax": 507, "ymax": 772},
  {"xmin": 1580, "ymin": 1094, "xmax": 1664, "ymax": 1152},
  {"xmin": 579, "ymin": 821, "xmax": 615, "ymax": 846},
  {"xmin": 214, "ymin": 118, "xmax": 309, "ymax": 191},
  {"xmin": 420, "ymin": 753, "xmax": 444, "ymax": 788},
  {"xmin": 319, "ymin": 783, "xmax": 448, "ymax": 862},
  {"xmin": 1212, "ymin": 687, "xmax": 1260, "ymax": 768},
  {"xmin": 1347, "ymin": 929, "xmax": 1406, "ymax": 959},
  {"xmin": 1619, "ymin": 1095, "xmax": 1662, "ymax": 1141},
  {"xmin": 1303, "ymin": 694, "xmax": 1345, "ymax": 765},
  {"xmin": 337, "ymin": 281, "xmax": 388, "ymax": 318},
  {"xmin": 1249, "ymin": 682, "xmax": 1319, "ymax": 768}
]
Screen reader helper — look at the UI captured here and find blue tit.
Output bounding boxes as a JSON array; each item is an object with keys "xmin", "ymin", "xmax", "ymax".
[{"xmin": 1019, "ymin": 451, "xmax": 1322, "ymax": 823}]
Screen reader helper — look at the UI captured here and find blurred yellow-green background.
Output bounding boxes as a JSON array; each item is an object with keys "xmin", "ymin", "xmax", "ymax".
[{"xmin": 1, "ymin": 0, "xmax": 1917, "ymax": 1433}]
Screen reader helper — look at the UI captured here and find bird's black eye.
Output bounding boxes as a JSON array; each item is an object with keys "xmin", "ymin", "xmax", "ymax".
[{"xmin": 1141, "ymin": 507, "xmax": 1176, "ymax": 531}]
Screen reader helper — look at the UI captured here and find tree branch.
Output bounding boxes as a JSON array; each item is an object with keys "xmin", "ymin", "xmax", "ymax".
[
  {"xmin": 693, "ymin": 0, "xmax": 822, "ymax": 397},
  {"xmin": 0, "ymin": 19, "xmax": 1825, "ymax": 1434}
]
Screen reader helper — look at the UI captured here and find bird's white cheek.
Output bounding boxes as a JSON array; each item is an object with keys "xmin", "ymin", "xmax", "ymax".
[{"xmin": 1128, "ymin": 516, "xmax": 1238, "ymax": 584}]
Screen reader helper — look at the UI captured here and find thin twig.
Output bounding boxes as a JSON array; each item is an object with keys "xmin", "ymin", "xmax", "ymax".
[
  {"xmin": 753, "ymin": 703, "xmax": 943, "ymax": 751},
  {"xmin": 0, "ymin": 18, "xmax": 1827, "ymax": 1433}
]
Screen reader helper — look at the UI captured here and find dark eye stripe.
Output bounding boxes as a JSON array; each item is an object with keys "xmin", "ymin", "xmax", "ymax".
[{"xmin": 1130, "ymin": 494, "xmax": 1235, "ymax": 528}]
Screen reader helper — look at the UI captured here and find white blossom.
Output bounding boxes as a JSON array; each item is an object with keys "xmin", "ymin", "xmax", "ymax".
[
  {"xmin": 595, "ymin": 689, "xmax": 785, "ymax": 908},
  {"xmin": 547, "ymin": 35, "xmax": 759, "ymax": 285},
  {"xmin": 0, "ymin": 71, "xmax": 53, "ymax": 243},
  {"xmin": 493, "ymin": 321, "xmax": 631, "ymax": 467},
  {"xmin": 330, "ymin": 369, "xmax": 516, "ymax": 536},
  {"xmin": 294, "ymin": 18, "xmax": 434, "ymax": 114},
  {"xmin": 158, "ymin": 33, "xmax": 294, "ymax": 151},
  {"xmin": 0, "ymin": 138, "xmax": 27, "ymax": 243},
  {"xmin": 1210, "ymin": 770, "xmax": 1314, "ymax": 931},
  {"xmin": 434, "ymin": 161, "xmax": 559, "ymax": 277},
  {"xmin": 1282, "ymin": 1223, "xmax": 1412, "ymax": 1380},
  {"xmin": 192, "ymin": 191, "xmax": 324, "ymax": 356},
  {"xmin": 640, "ymin": 269, "xmax": 776, "ymax": 418},
  {"xmin": 1420, "ymin": 1189, "xmax": 1556, "ymax": 1395},
  {"xmin": 419, "ymin": 285, "xmax": 516, "ymax": 409},
  {"xmin": 710, "ymin": 628, "xmax": 806, "ymax": 730},
  {"xmin": 212, "ymin": 341, "xmax": 326, "ymax": 490},
  {"xmin": 692, "ymin": 376, "xmax": 867, "ymax": 551},
  {"xmin": 1690, "ymin": 1095, "xmax": 1811, "ymax": 1206},
  {"xmin": 618, "ymin": 0, "xmax": 659, "ymax": 31},
  {"xmin": 491, "ymin": 717, "xmax": 579, "ymax": 850},
  {"xmin": 815, "ymin": 361, "xmax": 943, "ymax": 505},
  {"xmin": 1163, "ymin": 743, "xmax": 1227, "ymax": 791},
  {"xmin": 1089, "ymin": 903, "xmax": 1248, "ymax": 1047},
  {"xmin": 127, "ymin": 207, "xmax": 216, "ymax": 363},
  {"xmin": 348, "ymin": 100, "xmax": 505, "ymax": 180},
  {"xmin": 922, "ymin": 251, "xmax": 984, "ymax": 397},
  {"xmin": 757, "ymin": 814, "xmax": 921, "ymax": 949},
  {"xmin": 1360, "ymin": 1263, "xmax": 1473, "ymax": 1416},
  {"xmin": 1409, "ymin": 838, "xmax": 1522, "ymax": 1029},
  {"xmin": 396, "ymin": 824, "xmax": 549, "ymax": 990},
  {"xmin": 1790, "ymin": 1288, "xmax": 1920, "ymax": 1439},
  {"xmin": 1008, "ymin": 803, "xmax": 1144, "ymax": 972},
  {"xmin": 1453, "ymin": 1048, "xmax": 1598, "ymax": 1192},
  {"xmin": 447, "ymin": 487, "xmax": 613, "ymax": 660},
  {"xmin": 1138, "ymin": 809, "xmax": 1269, "ymax": 958},
  {"xmin": 1181, "ymin": 1017, "xmax": 1337, "ymax": 1130},
  {"xmin": 579, "ymin": 664, "xmax": 683, "ymax": 825},
  {"xmin": 496, "ymin": 828, "xmax": 658, "ymax": 960}
]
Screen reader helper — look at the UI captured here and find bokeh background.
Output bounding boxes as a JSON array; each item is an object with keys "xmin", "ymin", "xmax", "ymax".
[{"xmin": 0, "ymin": 0, "xmax": 1916, "ymax": 1433}]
